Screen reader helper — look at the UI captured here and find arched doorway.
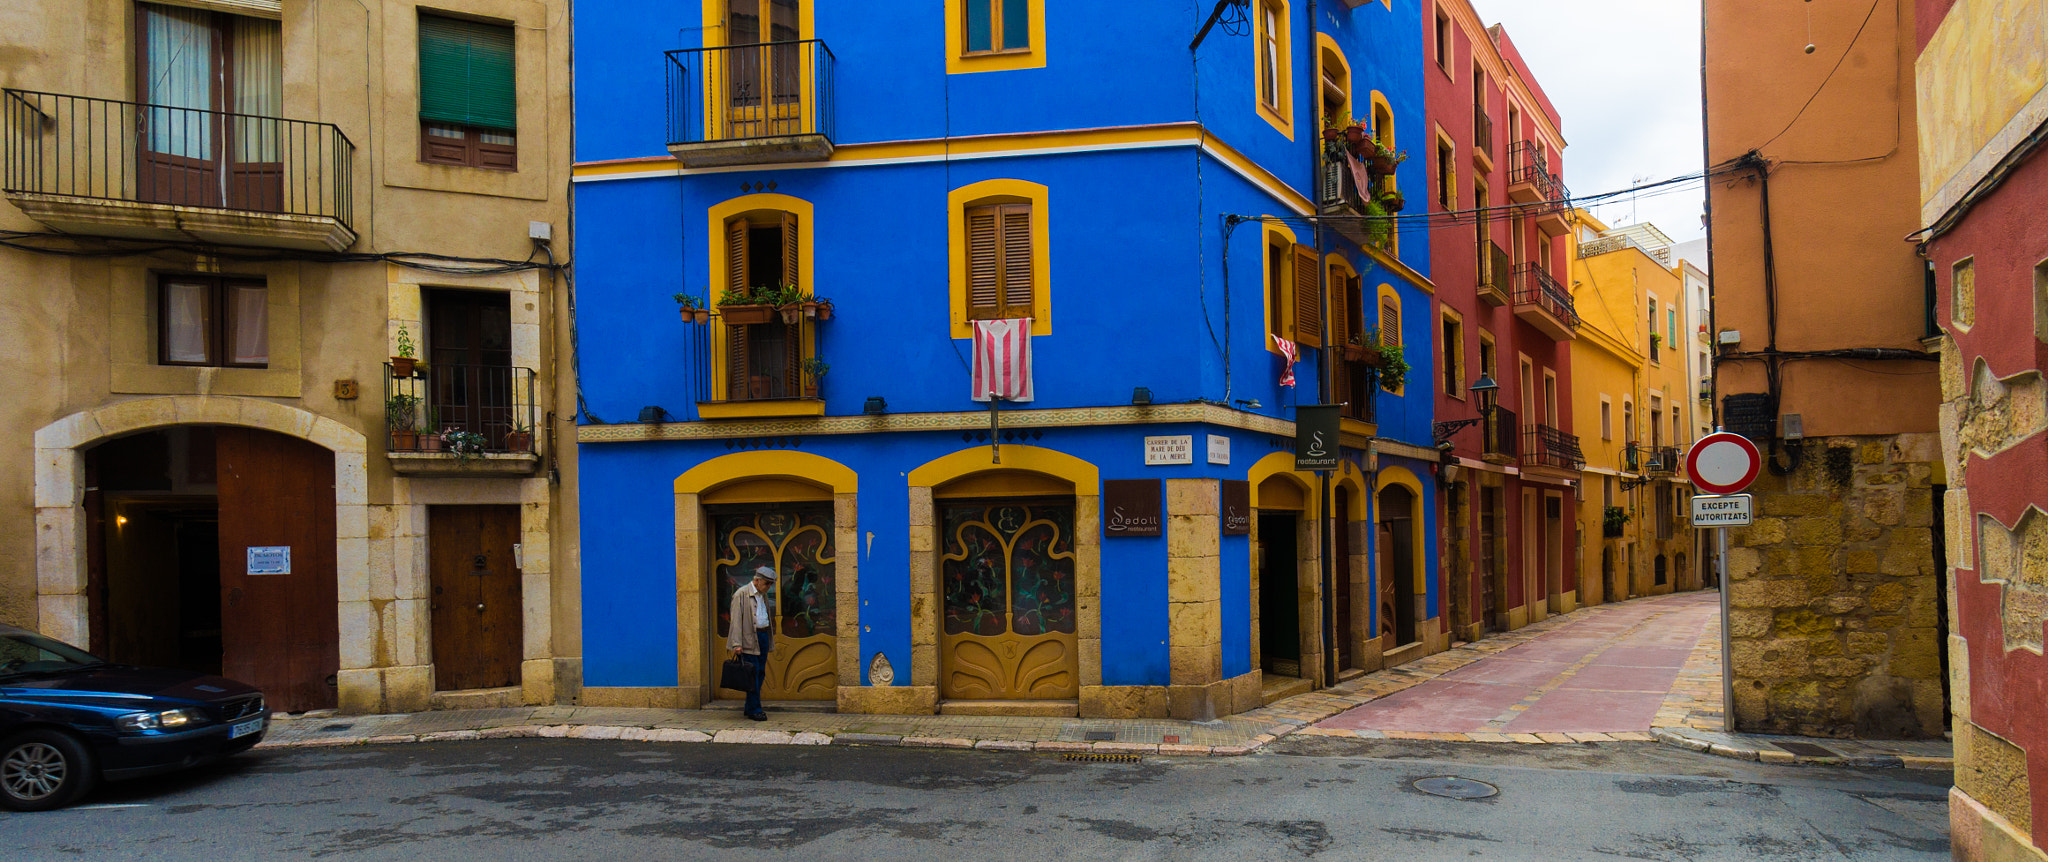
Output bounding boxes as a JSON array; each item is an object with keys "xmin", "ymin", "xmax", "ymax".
[
  {"xmin": 1377, "ymin": 484, "xmax": 1417, "ymax": 646},
  {"xmin": 85, "ymin": 425, "xmax": 338, "ymax": 712},
  {"xmin": 935, "ymin": 470, "xmax": 1078, "ymax": 702},
  {"xmin": 1256, "ymin": 475, "xmax": 1307, "ymax": 680},
  {"xmin": 705, "ymin": 482, "xmax": 839, "ymax": 702}
]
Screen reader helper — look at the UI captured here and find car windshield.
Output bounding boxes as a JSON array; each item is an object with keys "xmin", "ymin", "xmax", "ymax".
[{"xmin": 0, "ymin": 630, "xmax": 103, "ymax": 678}]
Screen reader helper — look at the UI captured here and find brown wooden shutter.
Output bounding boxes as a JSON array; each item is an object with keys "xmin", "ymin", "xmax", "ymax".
[
  {"xmin": 1291, "ymin": 243, "xmax": 1321, "ymax": 348},
  {"xmin": 725, "ymin": 217, "xmax": 749, "ymax": 296},
  {"xmin": 1380, "ymin": 297, "xmax": 1401, "ymax": 348},
  {"xmin": 1328, "ymin": 266, "xmax": 1348, "ymax": 347},
  {"xmin": 780, "ymin": 211, "xmax": 799, "ymax": 290},
  {"xmin": 1000, "ymin": 204, "xmax": 1033, "ymax": 318},
  {"xmin": 965, "ymin": 205, "xmax": 1002, "ymax": 319}
]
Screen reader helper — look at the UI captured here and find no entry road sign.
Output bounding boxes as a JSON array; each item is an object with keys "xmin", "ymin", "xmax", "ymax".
[{"xmin": 1686, "ymin": 431, "xmax": 1762, "ymax": 494}]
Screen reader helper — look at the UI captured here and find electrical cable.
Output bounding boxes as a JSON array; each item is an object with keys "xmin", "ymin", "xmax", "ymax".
[{"xmin": 1753, "ymin": 0, "xmax": 1885, "ymax": 154}]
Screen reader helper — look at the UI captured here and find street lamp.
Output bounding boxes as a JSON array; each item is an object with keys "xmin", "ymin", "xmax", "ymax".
[{"xmin": 1432, "ymin": 373, "xmax": 1500, "ymax": 446}]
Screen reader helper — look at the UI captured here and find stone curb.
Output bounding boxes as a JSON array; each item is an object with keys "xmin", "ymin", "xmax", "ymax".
[
  {"xmin": 1649, "ymin": 728, "xmax": 1952, "ymax": 771},
  {"xmin": 255, "ymin": 724, "xmax": 1252, "ymax": 757}
]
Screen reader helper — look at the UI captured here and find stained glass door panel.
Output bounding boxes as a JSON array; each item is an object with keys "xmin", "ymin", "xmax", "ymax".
[
  {"xmin": 939, "ymin": 501, "xmax": 1078, "ymax": 700},
  {"xmin": 710, "ymin": 505, "xmax": 836, "ymax": 700}
]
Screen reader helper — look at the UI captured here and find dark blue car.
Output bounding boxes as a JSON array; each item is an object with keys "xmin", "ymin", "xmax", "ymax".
[{"xmin": 0, "ymin": 624, "xmax": 267, "ymax": 810}]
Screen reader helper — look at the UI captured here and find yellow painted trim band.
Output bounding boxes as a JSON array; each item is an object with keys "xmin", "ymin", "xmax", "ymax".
[
  {"xmin": 675, "ymin": 449, "xmax": 857, "ymax": 495},
  {"xmin": 697, "ymin": 400, "xmax": 828, "ymax": 420},
  {"xmin": 1246, "ymin": 451, "xmax": 1318, "ymax": 517},
  {"xmin": 907, "ymin": 444, "xmax": 1099, "ymax": 491}
]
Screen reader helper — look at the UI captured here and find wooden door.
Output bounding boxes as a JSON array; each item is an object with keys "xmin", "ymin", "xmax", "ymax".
[
  {"xmin": 939, "ymin": 501, "xmax": 1078, "ymax": 700},
  {"xmin": 428, "ymin": 506, "xmax": 523, "ymax": 691},
  {"xmin": 721, "ymin": 0, "xmax": 803, "ymax": 138},
  {"xmin": 136, "ymin": 5, "xmax": 282, "ymax": 210},
  {"xmin": 427, "ymin": 290, "xmax": 514, "ymax": 446},
  {"xmin": 710, "ymin": 505, "xmax": 838, "ymax": 700},
  {"xmin": 216, "ymin": 427, "xmax": 336, "ymax": 713},
  {"xmin": 1257, "ymin": 511, "xmax": 1301, "ymax": 676}
]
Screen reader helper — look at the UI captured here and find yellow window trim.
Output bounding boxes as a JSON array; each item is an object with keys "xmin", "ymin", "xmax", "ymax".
[
  {"xmin": 1253, "ymin": 0, "xmax": 1294, "ymax": 141},
  {"xmin": 945, "ymin": 0, "xmax": 1047, "ymax": 74},
  {"xmin": 706, "ymin": 193, "xmax": 816, "ymax": 404},
  {"xmin": 698, "ymin": 400, "xmax": 828, "ymax": 420},
  {"xmin": 949, "ymin": 178, "xmax": 1051, "ymax": 339},
  {"xmin": 676, "ymin": 449, "xmax": 857, "ymax": 495},
  {"xmin": 1261, "ymin": 219, "xmax": 1299, "ymax": 355},
  {"xmin": 1377, "ymin": 282, "xmax": 1403, "ymax": 396},
  {"xmin": 908, "ymin": 444, "xmax": 1098, "ymax": 491},
  {"xmin": 700, "ymin": 0, "xmax": 815, "ymax": 46},
  {"xmin": 1314, "ymin": 33, "xmax": 1350, "ymax": 130}
]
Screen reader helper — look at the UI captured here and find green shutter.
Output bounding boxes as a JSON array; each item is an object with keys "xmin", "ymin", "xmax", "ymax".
[{"xmin": 418, "ymin": 14, "xmax": 516, "ymax": 132}]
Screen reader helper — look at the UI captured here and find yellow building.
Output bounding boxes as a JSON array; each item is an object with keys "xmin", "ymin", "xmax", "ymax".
[{"xmin": 1567, "ymin": 212, "xmax": 1699, "ymax": 605}]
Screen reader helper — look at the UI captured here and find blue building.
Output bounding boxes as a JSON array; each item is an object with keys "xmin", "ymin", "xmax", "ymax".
[{"xmin": 570, "ymin": 0, "xmax": 1439, "ymax": 719}]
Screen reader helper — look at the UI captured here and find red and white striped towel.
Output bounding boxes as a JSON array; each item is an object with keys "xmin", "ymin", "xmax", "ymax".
[
  {"xmin": 1271, "ymin": 334, "xmax": 1298, "ymax": 388},
  {"xmin": 973, "ymin": 318, "xmax": 1034, "ymax": 402}
]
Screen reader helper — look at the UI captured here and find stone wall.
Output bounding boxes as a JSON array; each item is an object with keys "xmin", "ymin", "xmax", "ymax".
[{"xmin": 1724, "ymin": 433, "xmax": 1945, "ymax": 738}]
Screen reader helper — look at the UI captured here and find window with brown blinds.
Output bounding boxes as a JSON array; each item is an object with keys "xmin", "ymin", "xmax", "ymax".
[
  {"xmin": 722, "ymin": 212, "xmax": 803, "ymax": 400},
  {"xmin": 1380, "ymin": 297, "xmax": 1401, "ymax": 348},
  {"xmin": 965, "ymin": 202, "xmax": 1033, "ymax": 320},
  {"xmin": 1291, "ymin": 243, "xmax": 1321, "ymax": 347}
]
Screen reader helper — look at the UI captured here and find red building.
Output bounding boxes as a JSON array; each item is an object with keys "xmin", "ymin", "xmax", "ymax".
[
  {"xmin": 1920, "ymin": 0, "xmax": 2048, "ymax": 857},
  {"xmin": 1422, "ymin": 1, "xmax": 1581, "ymax": 641}
]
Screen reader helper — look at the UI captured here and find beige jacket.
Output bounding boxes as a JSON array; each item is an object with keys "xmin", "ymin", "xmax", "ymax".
[{"xmin": 727, "ymin": 583, "xmax": 770, "ymax": 655}]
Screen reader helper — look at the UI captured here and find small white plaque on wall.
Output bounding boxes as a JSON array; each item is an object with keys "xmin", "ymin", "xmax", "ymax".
[
  {"xmin": 1144, "ymin": 435, "xmax": 1195, "ymax": 465},
  {"xmin": 1207, "ymin": 434, "xmax": 1230, "ymax": 465}
]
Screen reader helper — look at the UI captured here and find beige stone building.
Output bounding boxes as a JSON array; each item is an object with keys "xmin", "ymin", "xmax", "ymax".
[{"xmin": 0, "ymin": 0, "xmax": 578, "ymax": 714}]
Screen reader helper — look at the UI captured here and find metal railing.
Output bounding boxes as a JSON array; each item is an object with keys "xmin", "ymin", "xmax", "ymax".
[
  {"xmin": 1478, "ymin": 241, "xmax": 1512, "ymax": 305},
  {"xmin": 1484, "ymin": 406, "xmax": 1519, "ymax": 461},
  {"xmin": 1508, "ymin": 140, "xmax": 1563, "ymax": 200},
  {"xmin": 666, "ymin": 40, "xmax": 836, "ymax": 146},
  {"xmin": 2, "ymin": 89, "xmax": 353, "ymax": 228},
  {"xmin": 687, "ymin": 310, "xmax": 824, "ymax": 405},
  {"xmin": 1522, "ymin": 423, "xmax": 1585, "ymax": 471},
  {"xmin": 1319, "ymin": 151, "xmax": 1368, "ymax": 213},
  {"xmin": 1337, "ymin": 358, "xmax": 1380, "ymax": 424},
  {"xmin": 1577, "ymin": 234, "xmax": 1672, "ymax": 264},
  {"xmin": 1512, "ymin": 263, "xmax": 1580, "ymax": 334},
  {"xmin": 1640, "ymin": 444, "xmax": 1681, "ymax": 476},
  {"xmin": 385, "ymin": 363, "xmax": 538, "ymax": 455}
]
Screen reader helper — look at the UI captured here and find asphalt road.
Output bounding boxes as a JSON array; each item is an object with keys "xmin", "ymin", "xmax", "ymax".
[{"xmin": 0, "ymin": 736, "xmax": 1951, "ymax": 861}]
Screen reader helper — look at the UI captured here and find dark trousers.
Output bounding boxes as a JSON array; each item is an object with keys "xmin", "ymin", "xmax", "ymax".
[{"xmin": 743, "ymin": 628, "xmax": 772, "ymax": 715}]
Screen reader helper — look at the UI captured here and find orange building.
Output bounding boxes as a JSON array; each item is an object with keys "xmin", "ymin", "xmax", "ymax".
[{"xmin": 1703, "ymin": 0, "xmax": 1946, "ymax": 738}]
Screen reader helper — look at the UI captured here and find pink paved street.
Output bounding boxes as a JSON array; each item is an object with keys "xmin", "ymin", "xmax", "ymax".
[{"xmin": 1318, "ymin": 591, "xmax": 1720, "ymax": 735}]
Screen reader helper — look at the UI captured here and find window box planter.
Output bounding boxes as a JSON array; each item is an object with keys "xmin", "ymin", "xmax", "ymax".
[
  {"xmin": 390, "ymin": 429, "xmax": 419, "ymax": 450},
  {"xmin": 1378, "ymin": 192, "xmax": 1405, "ymax": 213},
  {"xmin": 721, "ymin": 303, "xmax": 775, "ymax": 325}
]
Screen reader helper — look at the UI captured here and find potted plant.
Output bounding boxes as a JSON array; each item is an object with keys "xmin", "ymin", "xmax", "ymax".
[
  {"xmin": 1377, "ymin": 189, "xmax": 1406, "ymax": 213},
  {"xmin": 505, "ymin": 420, "xmax": 534, "ymax": 453},
  {"xmin": 420, "ymin": 408, "xmax": 445, "ymax": 452},
  {"xmin": 774, "ymin": 283, "xmax": 806, "ymax": 324},
  {"xmin": 1368, "ymin": 147, "xmax": 1407, "ymax": 176},
  {"xmin": 718, "ymin": 285, "xmax": 777, "ymax": 325},
  {"xmin": 1374, "ymin": 341, "xmax": 1410, "ymax": 392},
  {"xmin": 1343, "ymin": 333, "xmax": 1372, "ymax": 363},
  {"xmin": 1650, "ymin": 332, "xmax": 1664, "ymax": 348},
  {"xmin": 442, "ymin": 429, "xmax": 488, "ymax": 465},
  {"xmin": 386, "ymin": 393, "xmax": 421, "ymax": 450},
  {"xmin": 674, "ymin": 292, "xmax": 711, "ymax": 324},
  {"xmin": 801, "ymin": 357, "xmax": 830, "ymax": 398},
  {"xmin": 1603, "ymin": 506, "xmax": 1631, "ymax": 538},
  {"xmin": 812, "ymin": 295, "xmax": 834, "ymax": 321},
  {"xmin": 390, "ymin": 323, "xmax": 417, "ymax": 378}
]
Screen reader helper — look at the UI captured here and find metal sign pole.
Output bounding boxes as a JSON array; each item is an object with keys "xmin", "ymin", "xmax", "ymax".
[{"xmin": 1718, "ymin": 524, "xmax": 1733, "ymax": 732}]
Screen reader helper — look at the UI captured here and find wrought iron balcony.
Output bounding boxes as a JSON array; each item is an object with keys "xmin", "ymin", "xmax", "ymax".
[
  {"xmin": 1336, "ymin": 357, "xmax": 1380, "ymax": 425},
  {"xmin": 1512, "ymin": 263, "xmax": 1580, "ymax": 341},
  {"xmin": 1635, "ymin": 444, "xmax": 1681, "ymax": 476},
  {"xmin": 1477, "ymin": 241, "xmax": 1512, "ymax": 307},
  {"xmin": 665, "ymin": 41, "xmax": 836, "ymax": 167},
  {"xmin": 385, "ymin": 363, "xmax": 540, "ymax": 475},
  {"xmin": 1483, "ymin": 406, "xmax": 1519, "ymax": 464},
  {"xmin": 677, "ymin": 305, "xmax": 827, "ymax": 416},
  {"xmin": 1, "ymin": 89, "xmax": 355, "ymax": 250},
  {"xmin": 1507, "ymin": 139, "xmax": 1571, "ymax": 237},
  {"xmin": 1522, "ymin": 423, "xmax": 1585, "ymax": 471}
]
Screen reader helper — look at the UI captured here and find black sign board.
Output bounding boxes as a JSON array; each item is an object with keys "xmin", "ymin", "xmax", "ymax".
[
  {"xmin": 1294, "ymin": 404, "xmax": 1342, "ymax": 472},
  {"xmin": 1721, "ymin": 393, "xmax": 1776, "ymax": 445},
  {"xmin": 1220, "ymin": 479, "xmax": 1251, "ymax": 536},
  {"xmin": 1103, "ymin": 479, "xmax": 1162, "ymax": 538}
]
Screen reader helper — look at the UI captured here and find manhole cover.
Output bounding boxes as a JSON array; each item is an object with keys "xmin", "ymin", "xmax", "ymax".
[
  {"xmin": 1413, "ymin": 776, "xmax": 1499, "ymax": 800},
  {"xmin": 1772, "ymin": 741, "xmax": 1837, "ymax": 758}
]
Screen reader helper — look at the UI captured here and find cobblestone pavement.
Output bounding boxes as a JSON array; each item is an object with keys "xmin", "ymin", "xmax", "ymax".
[{"xmin": 255, "ymin": 590, "xmax": 1950, "ymax": 768}]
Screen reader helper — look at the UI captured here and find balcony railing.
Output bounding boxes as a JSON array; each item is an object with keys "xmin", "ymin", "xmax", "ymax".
[
  {"xmin": 1507, "ymin": 140, "xmax": 1561, "ymax": 200},
  {"xmin": 1512, "ymin": 263, "xmax": 1580, "ymax": 339},
  {"xmin": 665, "ymin": 40, "xmax": 836, "ymax": 167},
  {"xmin": 1474, "ymin": 111, "xmax": 1493, "ymax": 160},
  {"xmin": 1, "ymin": 89, "xmax": 355, "ymax": 249},
  {"xmin": 1578, "ymin": 234, "xmax": 1672, "ymax": 265},
  {"xmin": 1483, "ymin": 406, "xmax": 1519, "ymax": 463},
  {"xmin": 685, "ymin": 310, "xmax": 825, "ymax": 406},
  {"xmin": 385, "ymin": 363, "xmax": 539, "ymax": 457},
  {"xmin": 1477, "ymin": 241, "xmax": 1512, "ymax": 307},
  {"xmin": 1336, "ymin": 358, "xmax": 1380, "ymax": 424},
  {"xmin": 1523, "ymin": 423, "xmax": 1585, "ymax": 471}
]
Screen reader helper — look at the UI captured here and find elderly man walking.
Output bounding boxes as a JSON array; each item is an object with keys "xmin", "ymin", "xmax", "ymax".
[{"xmin": 727, "ymin": 566, "xmax": 775, "ymax": 721}]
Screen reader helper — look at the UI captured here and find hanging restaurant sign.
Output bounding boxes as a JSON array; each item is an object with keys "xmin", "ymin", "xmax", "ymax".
[
  {"xmin": 1294, "ymin": 405, "xmax": 1342, "ymax": 472},
  {"xmin": 1103, "ymin": 479, "xmax": 1163, "ymax": 537},
  {"xmin": 1220, "ymin": 479, "xmax": 1251, "ymax": 536}
]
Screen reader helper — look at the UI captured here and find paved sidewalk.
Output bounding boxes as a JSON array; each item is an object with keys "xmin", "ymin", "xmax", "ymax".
[{"xmin": 255, "ymin": 590, "xmax": 1951, "ymax": 769}]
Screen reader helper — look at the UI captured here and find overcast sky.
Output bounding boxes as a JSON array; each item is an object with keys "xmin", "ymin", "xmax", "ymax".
[{"xmin": 1471, "ymin": 0, "xmax": 1706, "ymax": 241}]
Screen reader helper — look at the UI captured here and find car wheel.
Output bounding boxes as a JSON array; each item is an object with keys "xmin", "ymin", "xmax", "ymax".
[{"xmin": 0, "ymin": 729, "xmax": 96, "ymax": 811}]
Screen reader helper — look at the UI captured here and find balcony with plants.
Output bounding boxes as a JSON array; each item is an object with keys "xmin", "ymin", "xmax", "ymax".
[
  {"xmin": 1, "ymin": 89, "xmax": 356, "ymax": 250},
  {"xmin": 384, "ymin": 329, "xmax": 540, "ymax": 477},
  {"xmin": 1320, "ymin": 118, "xmax": 1404, "ymax": 253},
  {"xmin": 1334, "ymin": 328, "xmax": 1407, "ymax": 424},
  {"xmin": 665, "ymin": 40, "xmax": 836, "ymax": 168},
  {"xmin": 674, "ymin": 283, "xmax": 834, "ymax": 418}
]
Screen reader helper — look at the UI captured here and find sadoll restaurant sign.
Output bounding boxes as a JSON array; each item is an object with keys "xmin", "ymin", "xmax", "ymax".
[{"xmin": 1103, "ymin": 479, "xmax": 1162, "ymax": 538}]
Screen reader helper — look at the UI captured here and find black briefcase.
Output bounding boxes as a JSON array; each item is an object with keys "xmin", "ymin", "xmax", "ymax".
[{"xmin": 720, "ymin": 657, "xmax": 759, "ymax": 691}]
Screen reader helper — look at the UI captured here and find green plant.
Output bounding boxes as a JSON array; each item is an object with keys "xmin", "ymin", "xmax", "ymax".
[
  {"xmin": 1603, "ymin": 506, "xmax": 1632, "ymax": 535},
  {"xmin": 1360, "ymin": 198, "xmax": 1395, "ymax": 250},
  {"xmin": 386, "ymin": 393, "xmax": 420, "ymax": 429},
  {"xmin": 801, "ymin": 357, "xmax": 830, "ymax": 382},
  {"xmin": 394, "ymin": 323, "xmax": 415, "ymax": 359},
  {"xmin": 1375, "ymin": 341, "xmax": 1409, "ymax": 392},
  {"xmin": 673, "ymin": 292, "xmax": 700, "ymax": 310},
  {"xmin": 441, "ymin": 429, "xmax": 488, "ymax": 464},
  {"xmin": 1650, "ymin": 332, "xmax": 1663, "ymax": 348},
  {"xmin": 771, "ymin": 283, "xmax": 805, "ymax": 307}
]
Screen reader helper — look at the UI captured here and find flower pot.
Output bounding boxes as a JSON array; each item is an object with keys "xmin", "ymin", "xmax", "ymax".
[
  {"xmin": 390, "ymin": 357, "xmax": 416, "ymax": 378},
  {"xmin": 421, "ymin": 434, "xmax": 445, "ymax": 452},
  {"xmin": 1322, "ymin": 128, "xmax": 1341, "ymax": 142},
  {"xmin": 390, "ymin": 429, "xmax": 419, "ymax": 451},
  {"xmin": 1343, "ymin": 126, "xmax": 1366, "ymax": 145},
  {"xmin": 721, "ymin": 303, "xmax": 774, "ymax": 325},
  {"xmin": 1369, "ymin": 154, "xmax": 1396, "ymax": 174},
  {"xmin": 802, "ymin": 384, "xmax": 819, "ymax": 399},
  {"xmin": 814, "ymin": 303, "xmax": 833, "ymax": 321},
  {"xmin": 779, "ymin": 305, "xmax": 803, "ymax": 325},
  {"xmin": 801, "ymin": 300, "xmax": 820, "ymax": 319},
  {"xmin": 1359, "ymin": 349, "xmax": 1391, "ymax": 368},
  {"xmin": 1379, "ymin": 194, "xmax": 1405, "ymax": 213},
  {"xmin": 504, "ymin": 431, "xmax": 532, "ymax": 452},
  {"xmin": 1343, "ymin": 344, "xmax": 1369, "ymax": 362}
]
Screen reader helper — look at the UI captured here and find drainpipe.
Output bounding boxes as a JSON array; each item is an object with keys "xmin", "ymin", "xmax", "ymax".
[{"xmin": 1306, "ymin": 0, "xmax": 1339, "ymax": 689}]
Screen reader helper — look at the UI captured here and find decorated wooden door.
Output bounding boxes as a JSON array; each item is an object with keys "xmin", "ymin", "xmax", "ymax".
[
  {"xmin": 428, "ymin": 505, "xmax": 522, "ymax": 692},
  {"xmin": 710, "ymin": 505, "xmax": 836, "ymax": 700},
  {"xmin": 939, "ymin": 501, "xmax": 1078, "ymax": 700}
]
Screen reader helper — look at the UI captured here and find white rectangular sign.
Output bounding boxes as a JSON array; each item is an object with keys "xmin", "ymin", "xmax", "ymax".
[
  {"xmin": 1691, "ymin": 494, "xmax": 1754, "ymax": 527},
  {"xmin": 1144, "ymin": 435, "xmax": 1195, "ymax": 465},
  {"xmin": 1207, "ymin": 434, "xmax": 1230, "ymax": 465},
  {"xmin": 246, "ymin": 546, "xmax": 291, "ymax": 575}
]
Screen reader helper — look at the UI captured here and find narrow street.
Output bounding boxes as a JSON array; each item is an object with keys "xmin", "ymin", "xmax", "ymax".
[{"xmin": 1, "ymin": 738, "xmax": 1951, "ymax": 861}]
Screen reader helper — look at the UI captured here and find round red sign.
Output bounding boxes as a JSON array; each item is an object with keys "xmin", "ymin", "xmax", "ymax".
[{"xmin": 1685, "ymin": 432, "xmax": 1762, "ymax": 495}]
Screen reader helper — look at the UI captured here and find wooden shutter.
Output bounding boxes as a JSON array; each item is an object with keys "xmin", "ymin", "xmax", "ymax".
[
  {"xmin": 999, "ymin": 204, "xmax": 1033, "ymax": 317},
  {"xmin": 724, "ymin": 217, "xmax": 750, "ymax": 398},
  {"xmin": 1328, "ymin": 266, "xmax": 1348, "ymax": 347},
  {"xmin": 725, "ymin": 217, "xmax": 749, "ymax": 296},
  {"xmin": 780, "ymin": 211, "xmax": 799, "ymax": 290},
  {"xmin": 418, "ymin": 15, "xmax": 517, "ymax": 131},
  {"xmin": 1380, "ymin": 297, "xmax": 1401, "ymax": 348},
  {"xmin": 965, "ymin": 205, "xmax": 1002, "ymax": 319},
  {"xmin": 1291, "ymin": 243, "xmax": 1321, "ymax": 348}
]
